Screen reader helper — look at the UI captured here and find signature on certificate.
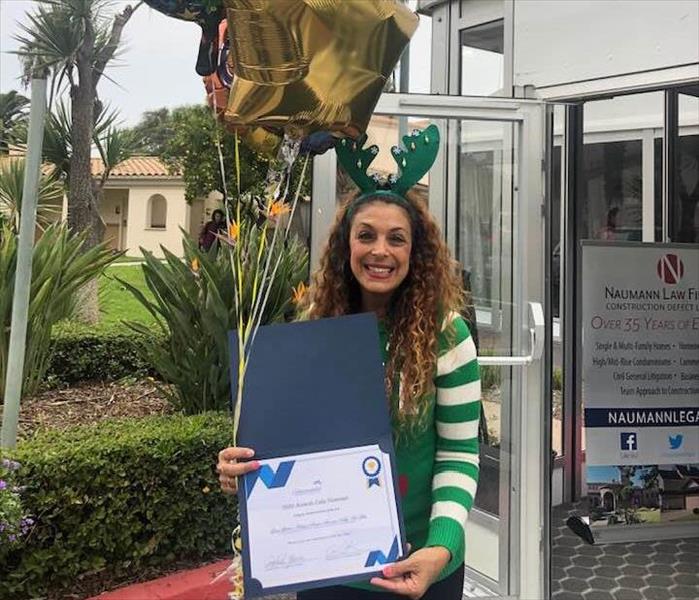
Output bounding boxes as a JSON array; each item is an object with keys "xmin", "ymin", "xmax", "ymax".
[
  {"xmin": 326, "ymin": 541, "xmax": 364, "ymax": 560},
  {"xmin": 265, "ymin": 553, "xmax": 306, "ymax": 571}
]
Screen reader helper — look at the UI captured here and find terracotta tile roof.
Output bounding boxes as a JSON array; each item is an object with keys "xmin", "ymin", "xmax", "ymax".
[{"xmin": 91, "ymin": 156, "xmax": 181, "ymax": 178}]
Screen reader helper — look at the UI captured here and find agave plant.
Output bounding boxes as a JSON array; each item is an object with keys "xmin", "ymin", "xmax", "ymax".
[
  {"xmin": 0, "ymin": 158, "xmax": 63, "ymax": 232},
  {"xmin": 0, "ymin": 223, "xmax": 117, "ymax": 398},
  {"xmin": 120, "ymin": 230, "xmax": 308, "ymax": 414}
]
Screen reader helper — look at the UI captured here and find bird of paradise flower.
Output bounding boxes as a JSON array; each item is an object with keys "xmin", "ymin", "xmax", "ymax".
[{"xmin": 207, "ymin": 79, "xmax": 311, "ymax": 600}]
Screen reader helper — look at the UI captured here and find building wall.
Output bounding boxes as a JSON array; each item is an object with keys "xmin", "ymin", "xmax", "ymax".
[
  {"xmin": 513, "ymin": 0, "xmax": 699, "ymax": 94},
  {"xmin": 117, "ymin": 180, "xmax": 190, "ymax": 258}
]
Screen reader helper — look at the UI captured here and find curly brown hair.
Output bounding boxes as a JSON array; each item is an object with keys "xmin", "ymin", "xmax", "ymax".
[{"xmin": 301, "ymin": 190, "xmax": 464, "ymax": 430}]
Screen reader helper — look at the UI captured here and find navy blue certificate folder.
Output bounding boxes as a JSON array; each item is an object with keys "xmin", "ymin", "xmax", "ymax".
[{"xmin": 229, "ymin": 313, "xmax": 406, "ymax": 597}]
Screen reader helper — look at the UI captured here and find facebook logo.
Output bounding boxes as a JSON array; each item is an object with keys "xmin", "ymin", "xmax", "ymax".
[{"xmin": 620, "ymin": 432, "xmax": 638, "ymax": 451}]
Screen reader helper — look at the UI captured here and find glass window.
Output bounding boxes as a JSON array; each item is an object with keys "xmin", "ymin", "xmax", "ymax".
[
  {"xmin": 654, "ymin": 136, "xmax": 663, "ymax": 241},
  {"xmin": 457, "ymin": 119, "xmax": 517, "ymax": 516},
  {"xmin": 581, "ymin": 92, "xmax": 664, "ymax": 243},
  {"xmin": 581, "ymin": 139, "xmax": 643, "ymax": 241},
  {"xmin": 551, "ymin": 105, "xmax": 565, "ymax": 460},
  {"xmin": 672, "ymin": 89, "xmax": 699, "ymax": 243},
  {"xmin": 386, "ymin": 0, "xmax": 432, "ymax": 94},
  {"xmin": 460, "ymin": 20, "xmax": 504, "ymax": 97}
]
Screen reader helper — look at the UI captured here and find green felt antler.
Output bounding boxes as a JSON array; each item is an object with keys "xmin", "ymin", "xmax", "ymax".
[
  {"xmin": 335, "ymin": 134, "xmax": 380, "ymax": 194},
  {"xmin": 391, "ymin": 124, "xmax": 440, "ymax": 195},
  {"xmin": 335, "ymin": 124, "xmax": 440, "ymax": 197}
]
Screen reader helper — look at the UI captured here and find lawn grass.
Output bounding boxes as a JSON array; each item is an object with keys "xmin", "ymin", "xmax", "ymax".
[
  {"xmin": 112, "ymin": 255, "xmax": 144, "ymax": 264},
  {"xmin": 635, "ymin": 507, "xmax": 661, "ymax": 523},
  {"xmin": 99, "ymin": 264, "xmax": 157, "ymax": 329}
]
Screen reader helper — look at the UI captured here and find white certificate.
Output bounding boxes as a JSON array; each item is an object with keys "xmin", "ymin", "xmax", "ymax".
[{"xmin": 243, "ymin": 444, "xmax": 403, "ymax": 591}]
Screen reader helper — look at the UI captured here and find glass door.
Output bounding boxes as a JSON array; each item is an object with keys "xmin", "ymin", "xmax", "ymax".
[{"xmin": 311, "ymin": 93, "xmax": 549, "ymax": 599}]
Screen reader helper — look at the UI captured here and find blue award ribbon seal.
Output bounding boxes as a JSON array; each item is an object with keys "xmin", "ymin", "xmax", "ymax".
[{"xmin": 362, "ymin": 456, "xmax": 382, "ymax": 488}]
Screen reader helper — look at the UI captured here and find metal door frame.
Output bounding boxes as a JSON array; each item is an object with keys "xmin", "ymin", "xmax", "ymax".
[{"xmin": 311, "ymin": 92, "xmax": 549, "ymax": 600}]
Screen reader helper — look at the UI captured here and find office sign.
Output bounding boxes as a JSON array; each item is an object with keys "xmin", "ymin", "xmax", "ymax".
[
  {"xmin": 581, "ymin": 243, "xmax": 699, "ymax": 536},
  {"xmin": 582, "ymin": 242, "xmax": 699, "ymax": 466}
]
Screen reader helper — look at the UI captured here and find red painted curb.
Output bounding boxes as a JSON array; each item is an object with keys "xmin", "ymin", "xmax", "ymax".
[{"xmin": 88, "ymin": 559, "xmax": 232, "ymax": 600}]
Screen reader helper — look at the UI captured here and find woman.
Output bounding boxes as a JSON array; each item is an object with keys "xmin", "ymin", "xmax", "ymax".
[
  {"xmin": 198, "ymin": 208, "xmax": 226, "ymax": 251},
  {"xmin": 217, "ymin": 131, "xmax": 481, "ymax": 600}
]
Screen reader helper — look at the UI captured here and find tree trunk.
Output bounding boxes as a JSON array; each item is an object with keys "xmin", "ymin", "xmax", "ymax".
[
  {"xmin": 68, "ymin": 16, "xmax": 100, "ymax": 324},
  {"xmin": 66, "ymin": 3, "xmax": 138, "ymax": 324}
]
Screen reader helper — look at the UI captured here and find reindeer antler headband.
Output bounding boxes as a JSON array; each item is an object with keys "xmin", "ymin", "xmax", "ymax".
[{"xmin": 335, "ymin": 124, "xmax": 440, "ymax": 220}]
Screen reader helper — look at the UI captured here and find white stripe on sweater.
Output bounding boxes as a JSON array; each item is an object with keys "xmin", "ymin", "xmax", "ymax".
[
  {"xmin": 430, "ymin": 500, "xmax": 470, "ymax": 526},
  {"xmin": 437, "ymin": 381, "xmax": 481, "ymax": 406},
  {"xmin": 432, "ymin": 471, "xmax": 478, "ymax": 499},
  {"xmin": 435, "ymin": 450, "xmax": 480, "ymax": 467},
  {"xmin": 440, "ymin": 311, "xmax": 462, "ymax": 331},
  {"xmin": 437, "ymin": 419, "xmax": 479, "ymax": 441},
  {"xmin": 437, "ymin": 337, "xmax": 477, "ymax": 377}
]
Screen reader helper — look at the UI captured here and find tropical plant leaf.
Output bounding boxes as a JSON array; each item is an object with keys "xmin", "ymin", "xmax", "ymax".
[
  {"xmin": 0, "ymin": 222, "xmax": 118, "ymax": 397},
  {"xmin": 123, "ymin": 230, "xmax": 308, "ymax": 414}
]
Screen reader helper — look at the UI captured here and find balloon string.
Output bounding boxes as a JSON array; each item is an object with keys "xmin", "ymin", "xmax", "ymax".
[
  {"xmin": 244, "ymin": 137, "xmax": 301, "ymax": 357},
  {"xmin": 208, "ymin": 85, "xmax": 245, "ymax": 444},
  {"xmin": 246, "ymin": 152, "xmax": 309, "ymax": 360}
]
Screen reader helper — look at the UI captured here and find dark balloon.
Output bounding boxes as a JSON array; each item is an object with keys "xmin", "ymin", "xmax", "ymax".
[
  {"xmin": 143, "ymin": 0, "xmax": 224, "ymax": 75},
  {"xmin": 300, "ymin": 131, "xmax": 336, "ymax": 156}
]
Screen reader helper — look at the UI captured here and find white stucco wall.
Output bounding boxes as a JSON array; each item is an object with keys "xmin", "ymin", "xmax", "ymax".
[
  {"xmin": 101, "ymin": 189, "xmax": 128, "ymax": 226},
  {"xmin": 115, "ymin": 180, "xmax": 191, "ymax": 258},
  {"xmin": 513, "ymin": 0, "xmax": 699, "ymax": 95}
]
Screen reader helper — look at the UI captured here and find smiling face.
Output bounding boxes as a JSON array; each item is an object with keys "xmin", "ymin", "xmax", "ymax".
[{"xmin": 348, "ymin": 200, "xmax": 412, "ymax": 313}]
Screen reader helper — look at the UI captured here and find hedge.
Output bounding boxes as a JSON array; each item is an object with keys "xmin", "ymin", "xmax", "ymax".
[
  {"xmin": 0, "ymin": 412, "xmax": 237, "ymax": 599},
  {"xmin": 45, "ymin": 322, "xmax": 162, "ymax": 385}
]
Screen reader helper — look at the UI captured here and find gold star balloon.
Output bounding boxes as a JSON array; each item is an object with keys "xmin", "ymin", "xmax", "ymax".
[{"xmin": 223, "ymin": 0, "xmax": 419, "ymax": 139}]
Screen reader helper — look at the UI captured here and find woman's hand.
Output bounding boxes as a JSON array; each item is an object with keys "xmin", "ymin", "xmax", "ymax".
[
  {"xmin": 217, "ymin": 447, "xmax": 260, "ymax": 494},
  {"xmin": 369, "ymin": 546, "xmax": 451, "ymax": 599}
]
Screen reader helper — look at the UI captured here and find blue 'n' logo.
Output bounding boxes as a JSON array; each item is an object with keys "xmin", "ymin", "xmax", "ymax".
[
  {"xmin": 364, "ymin": 536, "xmax": 400, "ymax": 567},
  {"xmin": 245, "ymin": 461, "xmax": 295, "ymax": 498}
]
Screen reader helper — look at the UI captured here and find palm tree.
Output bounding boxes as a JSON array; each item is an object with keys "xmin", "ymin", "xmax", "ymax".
[
  {"xmin": 14, "ymin": 0, "xmax": 140, "ymax": 322},
  {"xmin": 0, "ymin": 91, "xmax": 30, "ymax": 153},
  {"xmin": 42, "ymin": 98, "xmax": 138, "ymax": 233},
  {"xmin": 14, "ymin": 0, "xmax": 140, "ymax": 248}
]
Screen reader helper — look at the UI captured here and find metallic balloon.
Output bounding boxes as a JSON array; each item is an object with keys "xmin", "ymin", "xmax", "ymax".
[
  {"xmin": 202, "ymin": 18, "xmax": 283, "ymax": 157},
  {"xmin": 144, "ymin": 0, "xmax": 225, "ymax": 75},
  {"xmin": 223, "ymin": 0, "xmax": 418, "ymax": 139}
]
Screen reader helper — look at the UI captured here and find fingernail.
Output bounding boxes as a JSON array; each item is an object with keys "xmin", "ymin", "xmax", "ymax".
[
  {"xmin": 245, "ymin": 449, "xmax": 255, "ymax": 457},
  {"xmin": 252, "ymin": 461, "xmax": 261, "ymax": 469}
]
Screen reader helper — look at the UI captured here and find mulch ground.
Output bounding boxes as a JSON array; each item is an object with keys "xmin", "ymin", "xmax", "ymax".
[{"xmin": 6, "ymin": 379, "xmax": 174, "ymax": 441}]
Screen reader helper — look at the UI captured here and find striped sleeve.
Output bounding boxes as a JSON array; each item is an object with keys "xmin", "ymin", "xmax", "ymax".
[{"xmin": 425, "ymin": 312, "xmax": 481, "ymax": 563}]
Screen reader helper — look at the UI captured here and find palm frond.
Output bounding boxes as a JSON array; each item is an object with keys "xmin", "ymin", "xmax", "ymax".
[
  {"xmin": 13, "ymin": 3, "xmax": 84, "ymax": 74},
  {"xmin": 0, "ymin": 159, "xmax": 64, "ymax": 232},
  {"xmin": 42, "ymin": 100, "xmax": 73, "ymax": 178}
]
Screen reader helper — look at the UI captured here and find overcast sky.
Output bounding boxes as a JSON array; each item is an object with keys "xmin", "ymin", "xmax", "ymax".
[{"xmin": 1, "ymin": 0, "xmax": 431, "ymax": 127}]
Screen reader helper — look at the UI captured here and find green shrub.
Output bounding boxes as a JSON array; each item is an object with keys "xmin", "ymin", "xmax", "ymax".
[
  {"xmin": 45, "ymin": 322, "xmax": 162, "ymax": 385},
  {"xmin": 0, "ymin": 412, "xmax": 236, "ymax": 599},
  {"xmin": 122, "ymin": 231, "xmax": 307, "ymax": 414},
  {"xmin": 0, "ymin": 223, "xmax": 117, "ymax": 397}
]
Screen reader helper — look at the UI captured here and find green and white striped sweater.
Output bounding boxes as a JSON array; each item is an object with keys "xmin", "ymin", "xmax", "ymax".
[{"xmin": 353, "ymin": 311, "xmax": 481, "ymax": 590}]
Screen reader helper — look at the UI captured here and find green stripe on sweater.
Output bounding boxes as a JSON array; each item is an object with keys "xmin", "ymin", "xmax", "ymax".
[
  {"xmin": 435, "ymin": 359, "xmax": 479, "ymax": 387},
  {"xmin": 434, "ymin": 459, "xmax": 480, "ymax": 481},
  {"xmin": 432, "ymin": 486, "xmax": 475, "ymax": 509},
  {"xmin": 436, "ymin": 400, "xmax": 481, "ymax": 423},
  {"xmin": 437, "ymin": 436, "xmax": 480, "ymax": 455},
  {"xmin": 437, "ymin": 317, "xmax": 472, "ymax": 354}
]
